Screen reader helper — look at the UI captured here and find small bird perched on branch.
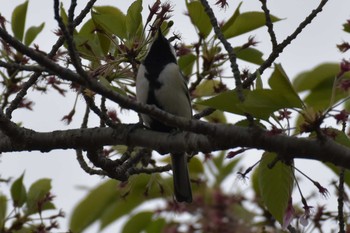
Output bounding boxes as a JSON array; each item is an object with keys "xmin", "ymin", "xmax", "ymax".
[{"xmin": 136, "ymin": 28, "xmax": 192, "ymax": 203}]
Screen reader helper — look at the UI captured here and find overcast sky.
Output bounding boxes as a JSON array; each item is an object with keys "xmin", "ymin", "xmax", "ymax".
[{"xmin": 1, "ymin": 0, "xmax": 350, "ymax": 232}]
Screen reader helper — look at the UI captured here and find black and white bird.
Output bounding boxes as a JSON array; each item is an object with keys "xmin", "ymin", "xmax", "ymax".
[{"xmin": 136, "ymin": 29, "xmax": 192, "ymax": 203}]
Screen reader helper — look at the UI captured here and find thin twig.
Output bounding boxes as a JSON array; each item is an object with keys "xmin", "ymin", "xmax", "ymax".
[
  {"xmin": 100, "ymin": 96, "xmax": 107, "ymax": 127},
  {"xmin": 243, "ymin": 0, "xmax": 329, "ymax": 88},
  {"xmin": 82, "ymin": 93, "xmax": 119, "ymax": 129},
  {"xmin": 127, "ymin": 164, "xmax": 171, "ymax": 176},
  {"xmin": 5, "ymin": 73, "xmax": 40, "ymax": 118},
  {"xmin": 337, "ymin": 167, "xmax": 345, "ymax": 233},
  {"xmin": 76, "ymin": 149, "xmax": 107, "ymax": 176},
  {"xmin": 81, "ymin": 103, "xmax": 90, "ymax": 128},
  {"xmin": 0, "ymin": 60, "xmax": 47, "ymax": 73},
  {"xmin": 53, "ymin": 0, "xmax": 88, "ymax": 80},
  {"xmin": 200, "ymin": 0, "xmax": 244, "ymax": 102},
  {"xmin": 259, "ymin": 0, "xmax": 278, "ymax": 49},
  {"xmin": 193, "ymin": 107, "xmax": 216, "ymax": 119}
]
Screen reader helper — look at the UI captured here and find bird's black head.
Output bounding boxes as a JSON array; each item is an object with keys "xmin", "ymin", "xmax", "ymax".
[{"xmin": 143, "ymin": 29, "xmax": 177, "ymax": 67}]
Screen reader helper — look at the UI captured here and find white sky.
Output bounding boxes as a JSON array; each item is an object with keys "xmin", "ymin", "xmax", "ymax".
[{"xmin": 1, "ymin": 0, "xmax": 350, "ymax": 232}]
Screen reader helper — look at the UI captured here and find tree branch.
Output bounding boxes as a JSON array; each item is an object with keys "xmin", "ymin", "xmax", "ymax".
[
  {"xmin": 1, "ymin": 121, "xmax": 350, "ymax": 171},
  {"xmin": 0, "ymin": 60, "xmax": 48, "ymax": 73},
  {"xmin": 53, "ymin": 0, "xmax": 88, "ymax": 80},
  {"xmin": 259, "ymin": 0, "xmax": 278, "ymax": 49},
  {"xmin": 200, "ymin": 0, "xmax": 244, "ymax": 102}
]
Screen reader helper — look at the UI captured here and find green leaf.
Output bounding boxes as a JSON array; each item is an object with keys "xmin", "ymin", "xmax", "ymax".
[
  {"xmin": 69, "ymin": 180, "xmax": 120, "ymax": 233},
  {"xmin": 99, "ymin": 77, "xmax": 128, "ymax": 96},
  {"xmin": 317, "ymin": 129, "xmax": 350, "ymax": 191},
  {"xmin": 211, "ymin": 151, "xmax": 227, "ymax": 171},
  {"xmin": 79, "ymin": 19, "xmax": 95, "ymax": 36},
  {"xmin": 343, "ymin": 22, "xmax": 350, "ymax": 33},
  {"xmin": 215, "ymin": 158, "xmax": 240, "ymax": 186},
  {"xmin": 192, "ymin": 80, "xmax": 222, "ymax": 97},
  {"xmin": 0, "ymin": 195, "xmax": 7, "ymax": 228},
  {"xmin": 196, "ymin": 90, "xmax": 247, "ymax": 116},
  {"xmin": 10, "ymin": 172, "xmax": 27, "ymax": 207},
  {"xmin": 12, "ymin": 229, "xmax": 32, "ymax": 233},
  {"xmin": 251, "ymin": 166, "xmax": 261, "ymax": 198},
  {"xmin": 326, "ymin": 163, "xmax": 350, "ymax": 188},
  {"xmin": 234, "ymin": 46, "xmax": 264, "ymax": 65},
  {"xmin": 293, "ymin": 63, "xmax": 350, "ymax": 111},
  {"xmin": 178, "ymin": 53, "xmax": 196, "ymax": 76},
  {"xmin": 221, "ymin": 2, "xmax": 242, "ymax": 33},
  {"xmin": 293, "ymin": 63, "xmax": 341, "ymax": 92},
  {"xmin": 11, "ymin": 1, "xmax": 28, "ymax": 41},
  {"xmin": 239, "ymin": 89, "xmax": 300, "ymax": 120},
  {"xmin": 24, "ymin": 22, "xmax": 45, "ymax": 46},
  {"xmin": 255, "ymin": 71, "xmax": 263, "ymax": 89},
  {"xmin": 188, "ymin": 156, "xmax": 205, "ymax": 175},
  {"xmin": 122, "ymin": 211, "xmax": 153, "ymax": 233},
  {"xmin": 333, "ymin": 128, "xmax": 350, "ymax": 147},
  {"xmin": 197, "ymin": 76, "xmax": 301, "ymax": 119},
  {"xmin": 223, "ymin": 11, "xmax": 281, "ymax": 39},
  {"xmin": 268, "ymin": 64, "xmax": 303, "ymax": 108},
  {"xmin": 125, "ymin": 0, "xmax": 143, "ymax": 40},
  {"xmin": 74, "ymin": 34, "xmax": 104, "ymax": 62},
  {"xmin": 145, "ymin": 218, "xmax": 166, "ymax": 233},
  {"xmin": 186, "ymin": 0, "xmax": 212, "ymax": 38},
  {"xmin": 99, "ymin": 174, "xmax": 167, "ymax": 230},
  {"xmin": 302, "ymin": 84, "xmax": 335, "ymax": 111},
  {"xmin": 258, "ymin": 152, "xmax": 293, "ymax": 225},
  {"xmin": 60, "ymin": 3, "xmax": 69, "ymax": 26},
  {"xmin": 92, "ymin": 6, "xmax": 127, "ymax": 39},
  {"xmin": 26, "ymin": 178, "xmax": 53, "ymax": 215}
]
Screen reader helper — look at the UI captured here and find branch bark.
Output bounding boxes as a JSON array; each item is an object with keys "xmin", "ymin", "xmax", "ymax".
[{"xmin": 1, "ymin": 121, "xmax": 350, "ymax": 171}]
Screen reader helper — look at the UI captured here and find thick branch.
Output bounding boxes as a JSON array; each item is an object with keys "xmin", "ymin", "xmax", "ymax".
[{"xmin": 1, "ymin": 122, "xmax": 350, "ymax": 170}]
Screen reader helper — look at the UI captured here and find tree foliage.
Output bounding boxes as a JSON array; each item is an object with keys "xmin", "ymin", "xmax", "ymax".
[{"xmin": 1, "ymin": 0, "xmax": 350, "ymax": 232}]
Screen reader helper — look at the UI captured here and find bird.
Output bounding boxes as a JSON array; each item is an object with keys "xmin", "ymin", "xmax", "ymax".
[{"xmin": 136, "ymin": 28, "xmax": 193, "ymax": 203}]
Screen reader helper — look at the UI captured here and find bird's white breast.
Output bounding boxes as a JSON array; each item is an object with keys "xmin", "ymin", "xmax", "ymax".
[{"xmin": 155, "ymin": 63, "xmax": 192, "ymax": 119}]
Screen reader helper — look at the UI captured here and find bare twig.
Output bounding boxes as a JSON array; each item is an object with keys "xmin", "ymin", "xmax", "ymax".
[
  {"xmin": 53, "ymin": 0, "xmax": 88, "ymax": 79},
  {"xmin": 200, "ymin": 0, "xmax": 244, "ymax": 102},
  {"xmin": 193, "ymin": 107, "xmax": 216, "ymax": 119},
  {"xmin": 243, "ymin": 0, "xmax": 329, "ymax": 88},
  {"xmin": 81, "ymin": 103, "xmax": 90, "ymax": 129},
  {"xmin": 100, "ymin": 96, "xmax": 107, "ymax": 127},
  {"xmin": 5, "ymin": 73, "xmax": 40, "ymax": 118},
  {"xmin": 127, "ymin": 164, "xmax": 171, "ymax": 176},
  {"xmin": 0, "ymin": 60, "xmax": 47, "ymax": 73},
  {"xmin": 82, "ymin": 93, "xmax": 119, "ymax": 129},
  {"xmin": 259, "ymin": 0, "xmax": 278, "ymax": 49},
  {"xmin": 337, "ymin": 167, "xmax": 345, "ymax": 233},
  {"xmin": 76, "ymin": 149, "xmax": 107, "ymax": 176}
]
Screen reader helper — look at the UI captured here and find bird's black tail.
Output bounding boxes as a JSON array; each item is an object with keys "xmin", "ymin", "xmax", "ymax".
[{"xmin": 171, "ymin": 153, "xmax": 192, "ymax": 203}]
